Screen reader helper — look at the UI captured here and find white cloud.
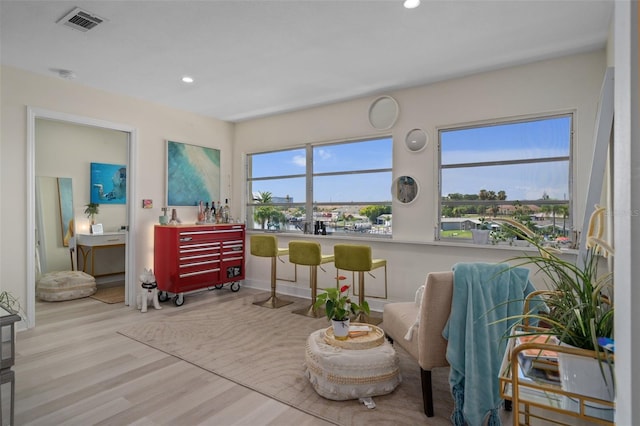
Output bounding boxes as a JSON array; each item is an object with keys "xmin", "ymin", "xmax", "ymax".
[{"xmin": 292, "ymin": 155, "xmax": 306, "ymax": 167}]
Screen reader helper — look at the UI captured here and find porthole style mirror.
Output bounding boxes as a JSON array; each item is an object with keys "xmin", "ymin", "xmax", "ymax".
[
  {"xmin": 405, "ymin": 128, "xmax": 428, "ymax": 153},
  {"xmin": 368, "ymin": 96, "xmax": 399, "ymax": 130},
  {"xmin": 393, "ymin": 175, "xmax": 419, "ymax": 204}
]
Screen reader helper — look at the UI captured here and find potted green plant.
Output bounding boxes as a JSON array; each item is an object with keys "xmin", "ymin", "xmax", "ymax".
[
  {"xmin": 497, "ymin": 209, "xmax": 615, "ymax": 411},
  {"xmin": 0, "ymin": 290, "xmax": 24, "ymax": 319},
  {"xmin": 84, "ymin": 202, "xmax": 99, "ymax": 225},
  {"xmin": 313, "ymin": 284, "xmax": 370, "ymax": 340}
]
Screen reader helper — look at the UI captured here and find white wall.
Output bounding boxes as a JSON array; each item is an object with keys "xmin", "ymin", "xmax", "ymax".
[
  {"xmin": 235, "ymin": 50, "xmax": 608, "ymax": 304},
  {"xmin": 0, "ymin": 65, "xmax": 234, "ymax": 321}
]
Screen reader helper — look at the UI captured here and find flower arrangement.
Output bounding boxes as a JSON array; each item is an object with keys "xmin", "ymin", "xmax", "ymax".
[{"xmin": 313, "ymin": 284, "xmax": 370, "ymax": 321}]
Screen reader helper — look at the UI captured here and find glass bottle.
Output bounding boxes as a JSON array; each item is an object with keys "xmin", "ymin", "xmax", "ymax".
[
  {"xmin": 210, "ymin": 201, "xmax": 216, "ymax": 223},
  {"xmin": 197, "ymin": 201, "xmax": 205, "ymax": 223},
  {"xmin": 215, "ymin": 201, "xmax": 222, "ymax": 223},
  {"xmin": 222, "ymin": 199, "xmax": 231, "ymax": 223},
  {"xmin": 204, "ymin": 202, "xmax": 211, "ymax": 223}
]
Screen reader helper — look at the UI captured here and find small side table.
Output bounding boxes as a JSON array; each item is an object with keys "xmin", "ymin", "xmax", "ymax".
[
  {"xmin": 304, "ymin": 325, "xmax": 401, "ymax": 401},
  {"xmin": 1, "ymin": 305, "xmax": 20, "ymax": 426}
]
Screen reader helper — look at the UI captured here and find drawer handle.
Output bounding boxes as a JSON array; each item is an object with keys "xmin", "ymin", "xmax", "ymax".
[{"xmin": 180, "ymin": 237, "xmax": 193, "ymax": 242}]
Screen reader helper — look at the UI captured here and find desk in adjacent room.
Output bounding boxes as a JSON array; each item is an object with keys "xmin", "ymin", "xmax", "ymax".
[{"xmin": 77, "ymin": 232, "xmax": 126, "ymax": 277}]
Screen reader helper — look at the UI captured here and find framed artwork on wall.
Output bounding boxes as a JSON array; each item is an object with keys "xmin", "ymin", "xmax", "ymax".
[
  {"xmin": 166, "ymin": 140, "xmax": 221, "ymax": 206},
  {"xmin": 90, "ymin": 162, "xmax": 127, "ymax": 204}
]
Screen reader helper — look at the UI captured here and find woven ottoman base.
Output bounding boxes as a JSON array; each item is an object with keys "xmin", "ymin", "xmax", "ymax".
[
  {"xmin": 304, "ymin": 328, "xmax": 401, "ymax": 401},
  {"xmin": 36, "ymin": 271, "xmax": 97, "ymax": 302}
]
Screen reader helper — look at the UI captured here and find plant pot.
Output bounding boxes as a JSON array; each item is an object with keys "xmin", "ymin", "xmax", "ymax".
[
  {"xmin": 558, "ymin": 347, "xmax": 615, "ymax": 421},
  {"xmin": 331, "ymin": 318, "xmax": 350, "ymax": 340},
  {"xmin": 471, "ymin": 229, "xmax": 490, "ymax": 244}
]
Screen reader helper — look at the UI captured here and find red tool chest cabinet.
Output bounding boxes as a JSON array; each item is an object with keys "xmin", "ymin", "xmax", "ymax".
[{"xmin": 154, "ymin": 224, "xmax": 245, "ymax": 305}]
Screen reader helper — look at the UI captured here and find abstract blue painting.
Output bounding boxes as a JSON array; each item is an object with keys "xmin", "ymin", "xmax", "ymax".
[
  {"xmin": 90, "ymin": 162, "xmax": 127, "ymax": 204},
  {"xmin": 167, "ymin": 141, "xmax": 220, "ymax": 206}
]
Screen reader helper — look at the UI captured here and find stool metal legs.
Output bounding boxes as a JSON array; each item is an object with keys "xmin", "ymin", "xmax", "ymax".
[
  {"xmin": 253, "ymin": 257, "xmax": 293, "ymax": 308},
  {"xmin": 292, "ymin": 265, "xmax": 325, "ymax": 318},
  {"xmin": 353, "ymin": 271, "xmax": 382, "ymax": 325}
]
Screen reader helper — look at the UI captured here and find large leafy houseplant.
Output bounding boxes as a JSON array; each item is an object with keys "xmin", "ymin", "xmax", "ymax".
[
  {"xmin": 497, "ymin": 207, "xmax": 614, "ymax": 352},
  {"xmin": 497, "ymin": 206, "xmax": 616, "ymax": 409}
]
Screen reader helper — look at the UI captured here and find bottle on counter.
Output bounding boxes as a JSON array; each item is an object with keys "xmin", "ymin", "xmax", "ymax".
[
  {"xmin": 222, "ymin": 199, "xmax": 231, "ymax": 223},
  {"xmin": 210, "ymin": 201, "xmax": 216, "ymax": 223},
  {"xmin": 215, "ymin": 200, "xmax": 222, "ymax": 223},
  {"xmin": 204, "ymin": 202, "xmax": 211, "ymax": 223},
  {"xmin": 197, "ymin": 201, "xmax": 205, "ymax": 223}
]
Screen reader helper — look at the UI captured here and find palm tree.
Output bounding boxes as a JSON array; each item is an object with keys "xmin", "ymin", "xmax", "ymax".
[
  {"xmin": 84, "ymin": 203, "xmax": 99, "ymax": 224},
  {"xmin": 253, "ymin": 191, "xmax": 276, "ymax": 229}
]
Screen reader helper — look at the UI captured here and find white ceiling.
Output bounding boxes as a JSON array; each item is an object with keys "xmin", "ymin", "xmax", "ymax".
[{"xmin": 0, "ymin": 0, "xmax": 613, "ymax": 123}]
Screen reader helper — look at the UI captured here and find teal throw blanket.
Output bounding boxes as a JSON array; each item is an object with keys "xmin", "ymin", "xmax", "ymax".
[{"xmin": 442, "ymin": 262, "xmax": 536, "ymax": 426}]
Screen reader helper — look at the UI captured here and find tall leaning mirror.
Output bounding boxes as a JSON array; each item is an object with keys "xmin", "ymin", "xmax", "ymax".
[{"xmin": 35, "ymin": 176, "xmax": 75, "ymax": 274}]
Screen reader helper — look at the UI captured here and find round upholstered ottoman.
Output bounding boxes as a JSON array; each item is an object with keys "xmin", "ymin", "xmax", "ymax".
[
  {"xmin": 304, "ymin": 327, "xmax": 401, "ymax": 400},
  {"xmin": 36, "ymin": 271, "xmax": 97, "ymax": 302}
]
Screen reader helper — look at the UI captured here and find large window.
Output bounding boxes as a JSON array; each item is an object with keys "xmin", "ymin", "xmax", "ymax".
[
  {"xmin": 439, "ymin": 114, "xmax": 573, "ymax": 246},
  {"xmin": 247, "ymin": 137, "xmax": 393, "ymax": 236}
]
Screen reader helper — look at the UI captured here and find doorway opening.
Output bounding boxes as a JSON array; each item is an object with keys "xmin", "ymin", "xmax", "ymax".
[{"xmin": 26, "ymin": 107, "xmax": 138, "ymax": 327}]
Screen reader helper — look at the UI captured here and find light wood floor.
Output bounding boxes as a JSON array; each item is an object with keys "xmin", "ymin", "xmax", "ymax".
[{"xmin": 15, "ymin": 288, "xmax": 334, "ymax": 426}]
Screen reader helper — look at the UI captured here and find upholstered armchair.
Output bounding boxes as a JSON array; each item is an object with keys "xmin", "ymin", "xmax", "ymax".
[{"xmin": 382, "ymin": 271, "xmax": 454, "ymax": 417}]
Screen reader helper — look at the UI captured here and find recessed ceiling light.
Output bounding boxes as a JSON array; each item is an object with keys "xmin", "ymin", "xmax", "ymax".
[
  {"xmin": 403, "ymin": 0, "xmax": 420, "ymax": 9},
  {"xmin": 181, "ymin": 76, "xmax": 194, "ymax": 84}
]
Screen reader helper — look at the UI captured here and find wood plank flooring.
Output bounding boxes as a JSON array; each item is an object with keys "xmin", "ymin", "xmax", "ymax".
[{"xmin": 14, "ymin": 288, "xmax": 334, "ymax": 426}]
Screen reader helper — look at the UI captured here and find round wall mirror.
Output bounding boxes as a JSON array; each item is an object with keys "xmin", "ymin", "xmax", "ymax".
[
  {"xmin": 368, "ymin": 96, "xmax": 399, "ymax": 130},
  {"xmin": 405, "ymin": 128, "xmax": 428, "ymax": 152},
  {"xmin": 393, "ymin": 175, "xmax": 419, "ymax": 204}
]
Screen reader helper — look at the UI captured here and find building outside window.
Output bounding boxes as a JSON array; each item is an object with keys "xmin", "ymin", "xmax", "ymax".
[
  {"xmin": 439, "ymin": 113, "xmax": 573, "ymax": 246},
  {"xmin": 246, "ymin": 137, "xmax": 392, "ymax": 237}
]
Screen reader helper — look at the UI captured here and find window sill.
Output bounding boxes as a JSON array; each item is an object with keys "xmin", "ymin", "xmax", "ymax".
[{"xmin": 246, "ymin": 229, "xmax": 578, "ymax": 255}]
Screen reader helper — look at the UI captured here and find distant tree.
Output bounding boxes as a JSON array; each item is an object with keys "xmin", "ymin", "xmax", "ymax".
[{"xmin": 360, "ymin": 205, "xmax": 391, "ymax": 223}]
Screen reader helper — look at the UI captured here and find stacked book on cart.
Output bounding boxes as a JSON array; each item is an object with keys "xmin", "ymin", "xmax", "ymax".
[{"xmin": 516, "ymin": 334, "xmax": 561, "ymax": 386}]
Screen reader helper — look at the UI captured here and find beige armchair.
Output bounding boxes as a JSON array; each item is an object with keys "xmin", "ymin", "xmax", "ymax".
[{"xmin": 382, "ymin": 271, "xmax": 453, "ymax": 417}]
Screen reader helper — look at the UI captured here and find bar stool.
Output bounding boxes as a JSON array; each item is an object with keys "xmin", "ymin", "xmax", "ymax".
[
  {"xmin": 334, "ymin": 244, "xmax": 387, "ymax": 325},
  {"xmin": 288, "ymin": 240, "xmax": 335, "ymax": 318},
  {"xmin": 250, "ymin": 234, "xmax": 293, "ymax": 308}
]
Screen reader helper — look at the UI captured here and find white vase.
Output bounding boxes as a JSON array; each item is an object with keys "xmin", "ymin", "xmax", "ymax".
[
  {"xmin": 331, "ymin": 318, "xmax": 350, "ymax": 340},
  {"xmin": 471, "ymin": 229, "xmax": 490, "ymax": 244},
  {"xmin": 558, "ymin": 348, "xmax": 615, "ymax": 421}
]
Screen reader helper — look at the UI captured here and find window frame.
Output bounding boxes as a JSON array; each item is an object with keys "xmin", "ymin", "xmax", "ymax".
[
  {"xmin": 437, "ymin": 112, "xmax": 574, "ymax": 244},
  {"xmin": 246, "ymin": 136, "xmax": 393, "ymax": 237}
]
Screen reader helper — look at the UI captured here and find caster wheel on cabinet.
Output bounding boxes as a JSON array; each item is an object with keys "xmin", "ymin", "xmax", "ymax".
[{"xmin": 173, "ymin": 293, "xmax": 184, "ymax": 306}]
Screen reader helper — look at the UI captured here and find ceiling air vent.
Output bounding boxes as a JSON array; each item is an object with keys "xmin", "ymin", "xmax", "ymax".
[{"xmin": 57, "ymin": 7, "xmax": 106, "ymax": 32}]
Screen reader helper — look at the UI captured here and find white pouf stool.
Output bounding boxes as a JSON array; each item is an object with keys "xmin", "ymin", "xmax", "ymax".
[
  {"xmin": 304, "ymin": 327, "xmax": 401, "ymax": 401},
  {"xmin": 36, "ymin": 271, "xmax": 97, "ymax": 302}
]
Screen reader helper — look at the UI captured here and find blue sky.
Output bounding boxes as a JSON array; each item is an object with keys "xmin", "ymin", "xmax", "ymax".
[
  {"xmin": 441, "ymin": 116, "xmax": 571, "ymax": 201},
  {"xmin": 250, "ymin": 115, "xmax": 571, "ymax": 204},
  {"xmin": 250, "ymin": 138, "xmax": 392, "ymax": 202}
]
